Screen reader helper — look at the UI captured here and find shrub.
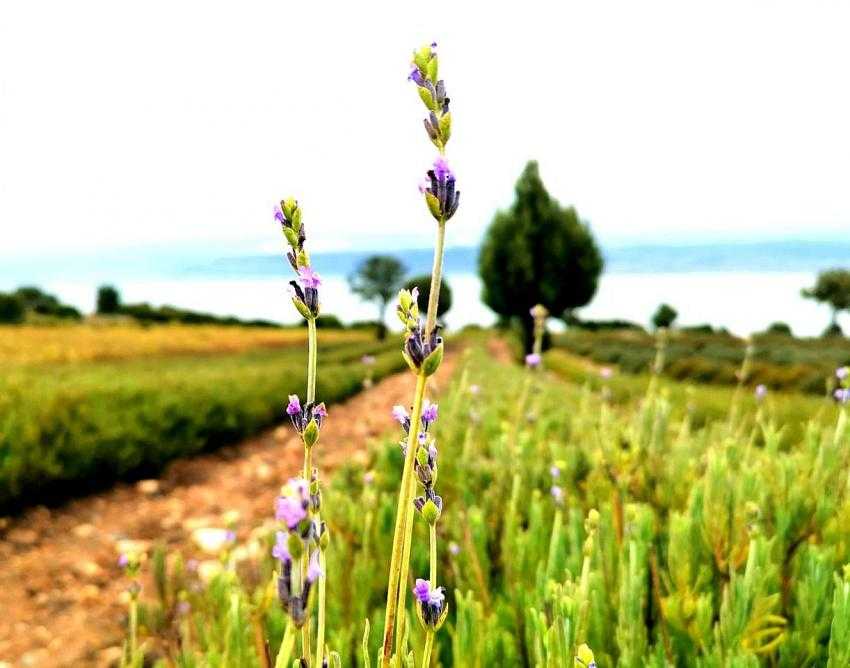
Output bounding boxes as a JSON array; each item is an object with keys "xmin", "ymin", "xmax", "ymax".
[{"xmin": 0, "ymin": 293, "xmax": 25, "ymax": 324}]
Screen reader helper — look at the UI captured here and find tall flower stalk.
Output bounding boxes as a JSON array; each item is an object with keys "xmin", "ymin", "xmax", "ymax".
[
  {"xmin": 273, "ymin": 198, "xmax": 331, "ymax": 666},
  {"xmin": 381, "ymin": 42, "xmax": 458, "ymax": 666}
]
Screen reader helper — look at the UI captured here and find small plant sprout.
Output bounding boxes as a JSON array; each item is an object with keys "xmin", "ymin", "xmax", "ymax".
[
  {"xmin": 273, "ymin": 197, "xmax": 332, "ymax": 666},
  {"xmin": 380, "ymin": 40, "xmax": 459, "ymax": 666}
]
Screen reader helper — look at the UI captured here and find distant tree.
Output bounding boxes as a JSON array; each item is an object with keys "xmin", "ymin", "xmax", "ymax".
[
  {"xmin": 348, "ymin": 255, "xmax": 407, "ymax": 339},
  {"xmin": 802, "ymin": 269, "xmax": 850, "ymax": 337},
  {"xmin": 402, "ymin": 275, "xmax": 452, "ymax": 322},
  {"xmin": 12, "ymin": 286, "xmax": 80, "ymax": 320},
  {"xmin": 0, "ymin": 293, "xmax": 25, "ymax": 324},
  {"xmin": 479, "ymin": 161, "xmax": 603, "ymax": 351},
  {"xmin": 96, "ymin": 285, "xmax": 121, "ymax": 314},
  {"xmin": 765, "ymin": 321, "xmax": 793, "ymax": 336},
  {"xmin": 652, "ymin": 303, "xmax": 678, "ymax": 330}
]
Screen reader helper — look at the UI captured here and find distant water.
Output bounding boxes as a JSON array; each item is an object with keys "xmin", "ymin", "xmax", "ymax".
[{"xmin": 1, "ymin": 241, "xmax": 848, "ymax": 337}]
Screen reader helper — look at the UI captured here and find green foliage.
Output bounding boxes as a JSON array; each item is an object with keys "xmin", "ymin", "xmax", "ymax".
[
  {"xmin": 765, "ymin": 322, "xmax": 793, "ymax": 336},
  {"xmin": 11, "ymin": 285, "xmax": 82, "ymax": 320},
  {"xmin": 652, "ymin": 303, "xmax": 678, "ymax": 330},
  {"xmin": 0, "ymin": 340, "xmax": 402, "ymax": 512},
  {"xmin": 124, "ymin": 341, "xmax": 850, "ymax": 666},
  {"xmin": 118, "ymin": 302, "xmax": 278, "ymax": 328},
  {"xmin": 802, "ymin": 268, "xmax": 850, "ymax": 332},
  {"xmin": 348, "ymin": 255, "xmax": 407, "ymax": 339},
  {"xmin": 478, "ymin": 161, "xmax": 603, "ymax": 350},
  {"xmin": 96, "ymin": 284, "xmax": 122, "ymax": 314},
  {"xmin": 553, "ymin": 328, "xmax": 850, "ymax": 395},
  {"xmin": 0, "ymin": 293, "xmax": 25, "ymax": 324},
  {"xmin": 402, "ymin": 275, "xmax": 452, "ymax": 320}
]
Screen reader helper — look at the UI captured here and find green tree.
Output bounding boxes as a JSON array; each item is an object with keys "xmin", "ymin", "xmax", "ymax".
[
  {"xmin": 0, "ymin": 293, "xmax": 25, "ymax": 324},
  {"xmin": 652, "ymin": 303, "xmax": 678, "ymax": 330},
  {"xmin": 96, "ymin": 285, "xmax": 121, "ymax": 314},
  {"xmin": 802, "ymin": 269, "xmax": 850, "ymax": 337},
  {"xmin": 478, "ymin": 161, "xmax": 603, "ymax": 351},
  {"xmin": 348, "ymin": 255, "xmax": 407, "ymax": 339},
  {"xmin": 402, "ymin": 275, "xmax": 452, "ymax": 322}
]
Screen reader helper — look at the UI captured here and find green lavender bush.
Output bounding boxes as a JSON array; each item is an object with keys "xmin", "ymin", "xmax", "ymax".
[
  {"xmin": 554, "ymin": 329, "xmax": 850, "ymax": 395},
  {"xmin": 0, "ymin": 340, "xmax": 401, "ymax": 512},
  {"xmin": 122, "ymin": 339, "xmax": 850, "ymax": 666}
]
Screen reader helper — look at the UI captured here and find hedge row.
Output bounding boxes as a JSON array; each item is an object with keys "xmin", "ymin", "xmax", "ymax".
[{"xmin": 0, "ymin": 342, "xmax": 402, "ymax": 512}]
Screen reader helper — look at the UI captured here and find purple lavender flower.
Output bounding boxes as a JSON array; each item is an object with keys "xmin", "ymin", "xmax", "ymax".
[
  {"xmin": 286, "ymin": 394, "xmax": 301, "ymax": 416},
  {"xmin": 297, "ymin": 266, "xmax": 322, "ymax": 289},
  {"xmin": 392, "ymin": 405, "xmax": 408, "ymax": 423},
  {"xmin": 413, "ymin": 578, "xmax": 431, "ymax": 603},
  {"xmin": 600, "ymin": 367, "xmax": 613, "ymax": 379},
  {"xmin": 433, "ymin": 157, "xmax": 452, "ymax": 181},
  {"xmin": 361, "ymin": 354, "xmax": 376, "ymax": 365},
  {"xmin": 551, "ymin": 485, "xmax": 564, "ymax": 505},
  {"xmin": 274, "ymin": 205, "xmax": 285, "ymax": 224},
  {"xmin": 413, "ymin": 578, "xmax": 446, "ymax": 627},
  {"xmin": 448, "ymin": 541, "xmax": 460, "ymax": 556},
  {"xmin": 550, "ymin": 465, "xmax": 561, "ymax": 479},
  {"xmin": 835, "ymin": 388, "xmax": 850, "ymax": 404},
  {"xmin": 363, "ymin": 471, "xmax": 375, "ymax": 486},
  {"xmin": 275, "ymin": 480, "xmax": 309, "ymax": 530},
  {"xmin": 118, "ymin": 554, "xmax": 129, "ymax": 568},
  {"xmin": 421, "ymin": 400, "xmax": 439, "ymax": 425},
  {"xmin": 408, "ymin": 66, "xmax": 425, "ymax": 86},
  {"xmin": 422, "ymin": 158, "xmax": 460, "ymax": 221},
  {"xmin": 312, "ymin": 403, "xmax": 328, "ymax": 419},
  {"xmin": 837, "ymin": 366, "xmax": 849, "ymax": 381},
  {"xmin": 411, "ymin": 286, "xmax": 420, "ymax": 303},
  {"xmin": 525, "ymin": 353, "xmax": 542, "ymax": 368},
  {"xmin": 307, "ymin": 550, "xmax": 323, "ymax": 582},
  {"xmin": 755, "ymin": 384, "xmax": 768, "ymax": 401},
  {"xmin": 225, "ymin": 530, "xmax": 236, "ymax": 543},
  {"xmin": 272, "ymin": 530, "xmax": 291, "ymax": 564}
]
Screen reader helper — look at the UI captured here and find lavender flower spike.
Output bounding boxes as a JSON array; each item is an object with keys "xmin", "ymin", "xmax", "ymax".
[{"xmin": 286, "ymin": 394, "xmax": 302, "ymax": 416}]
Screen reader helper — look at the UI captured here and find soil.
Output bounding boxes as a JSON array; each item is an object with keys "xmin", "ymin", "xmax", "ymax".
[{"xmin": 0, "ymin": 350, "xmax": 463, "ymax": 667}]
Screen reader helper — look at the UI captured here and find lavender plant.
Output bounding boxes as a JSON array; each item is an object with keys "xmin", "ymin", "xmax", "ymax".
[
  {"xmin": 273, "ymin": 198, "xmax": 333, "ymax": 667},
  {"xmin": 378, "ymin": 41, "xmax": 458, "ymax": 666}
]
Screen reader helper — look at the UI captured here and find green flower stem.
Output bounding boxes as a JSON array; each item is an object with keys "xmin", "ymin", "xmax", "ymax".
[
  {"xmin": 429, "ymin": 523, "xmax": 437, "ymax": 583},
  {"xmin": 307, "ymin": 317, "xmax": 318, "ymax": 404},
  {"xmin": 128, "ymin": 592, "xmax": 138, "ymax": 661},
  {"xmin": 424, "ymin": 222, "xmax": 447, "ymax": 336},
  {"xmin": 302, "ymin": 316, "xmax": 318, "ymax": 664},
  {"xmin": 274, "ymin": 624, "xmax": 295, "ymax": 668},
  {"xmin": 315, "ymin": 549, "xmax": 327, "ymax": 668},
  {"xmin": 422, "ymin": 632, "xmax": 435, "ymax": 668},
  {"xmin": 381, "ymin": 371, "xmax": 428, "ymax": 666}
]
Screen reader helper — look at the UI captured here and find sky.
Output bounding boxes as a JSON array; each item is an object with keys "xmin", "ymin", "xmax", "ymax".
[{"xmin": 1, "ymin": 1, "xmax": 849, "ymax": 260}]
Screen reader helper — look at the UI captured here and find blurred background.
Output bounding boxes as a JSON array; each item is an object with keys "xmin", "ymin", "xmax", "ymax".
[{"xmin": 2, "ymin": 1, "xmax": 849, "ymax": 336}]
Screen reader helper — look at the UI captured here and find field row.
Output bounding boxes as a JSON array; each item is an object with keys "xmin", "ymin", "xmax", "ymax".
[{"xmin": 0, "ymin": 338, "xmax": 401, "ymax": 512}]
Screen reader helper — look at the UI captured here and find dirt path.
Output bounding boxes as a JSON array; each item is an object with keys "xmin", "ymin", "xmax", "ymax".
[{"xmin": 0, "ymin": 351, "xmax": 460, "ymax": 667}]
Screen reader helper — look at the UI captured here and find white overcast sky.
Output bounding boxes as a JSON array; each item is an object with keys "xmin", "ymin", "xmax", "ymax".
[{"xmin": 1, "ymin": 1, "xmax": 848, "ymax": 259}]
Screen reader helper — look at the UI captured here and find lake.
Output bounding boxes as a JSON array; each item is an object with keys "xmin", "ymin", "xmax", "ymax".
[{"xmin": 2, "ymin": 241, "xmax": 848, "ymax": 337}]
